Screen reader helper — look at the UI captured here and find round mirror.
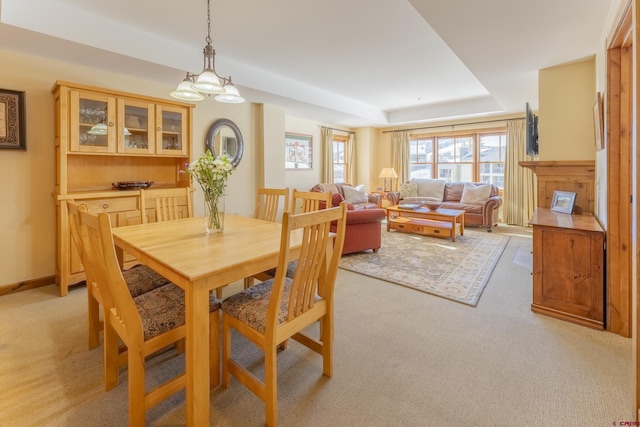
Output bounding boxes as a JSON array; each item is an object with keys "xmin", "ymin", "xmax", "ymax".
[{"xmin": 204, "ymin": 118, "xmax": 244, "ymax": 168}]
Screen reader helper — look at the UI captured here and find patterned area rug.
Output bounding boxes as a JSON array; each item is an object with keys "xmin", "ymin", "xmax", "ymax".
[{"xmin": 339, "ymin": 227, "xmax": 510, "ymax": 307}]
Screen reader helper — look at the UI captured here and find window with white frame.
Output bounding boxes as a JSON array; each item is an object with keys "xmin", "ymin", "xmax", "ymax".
[
  {"xmin": 409, "ymin": 129, "xmax": 506, "ymax": 189},
  {"xmin": 333, "ymin": 135, "xmax": 349, "ymax": 183}
]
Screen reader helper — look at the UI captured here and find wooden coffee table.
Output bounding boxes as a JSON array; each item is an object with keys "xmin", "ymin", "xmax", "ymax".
[{"xmin": 386, "ymin": 205, "xmax": 465, "ymax": 241}]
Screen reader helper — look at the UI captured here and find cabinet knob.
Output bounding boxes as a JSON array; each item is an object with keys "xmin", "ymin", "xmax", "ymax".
[
  {"xmin": 157, "ymin": 127, "xmax": 161, "ymax": 132},
  {"xmin": 108, "ymin": 122, "xmax": 114, "ymax": 127},
  {"xmin": 103, "ymin": 203, "xmax": 109, "ymax": 209}
]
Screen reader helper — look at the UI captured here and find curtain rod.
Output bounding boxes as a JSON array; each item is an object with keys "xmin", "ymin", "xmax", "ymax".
[
  {"xmin": 382, "ymin": 117, "xmax": 524, "ymax": 133},
  {"xmin": 319, "ymin": 126, "xmax": 355, "ymax": 134}
]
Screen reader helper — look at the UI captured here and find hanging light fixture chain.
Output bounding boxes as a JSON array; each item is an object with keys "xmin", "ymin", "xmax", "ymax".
[{"xmin": 206, "ymin": 0, "xmax": 212, "ymax": 45}]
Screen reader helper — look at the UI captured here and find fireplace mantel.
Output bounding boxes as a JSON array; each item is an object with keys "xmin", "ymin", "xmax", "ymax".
[{"xmin": 519, "ymin": 160, "xmax": 595, "ymax": 214}]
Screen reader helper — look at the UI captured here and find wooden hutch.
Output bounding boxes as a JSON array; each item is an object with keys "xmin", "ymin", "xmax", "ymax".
[{"xmin": 52, "ymin": 81, "xmax": 194, "ymax": 296}]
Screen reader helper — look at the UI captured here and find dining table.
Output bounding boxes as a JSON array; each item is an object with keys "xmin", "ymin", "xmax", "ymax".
[{"xmin": 111, "ymin": 214, "xmax": 302, "ymax": 426}]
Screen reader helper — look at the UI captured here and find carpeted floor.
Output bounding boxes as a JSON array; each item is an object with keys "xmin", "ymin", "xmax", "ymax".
[
  {"xmin": 0, "ymin": 224, "xmax": 634, "ymax": 426},
  {"xmin": 340, "ymin": 226, "xmax": 509, "ymax": 306}
]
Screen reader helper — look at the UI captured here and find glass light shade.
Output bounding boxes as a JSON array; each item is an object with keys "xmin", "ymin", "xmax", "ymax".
[
  {"xmin": 87, "ymin": 122, "xmax": 108, "ymax": 135},
  {"xmin": 215, "ymin": 84, "xmax": 245, "ymax": 104},
  {"xmin": 191, "ymin": 69, "xmax": 224, "ymax": 94},
  {"xmin": 170, "ymin": 80, "xmax": 205, "ymax": 101}
]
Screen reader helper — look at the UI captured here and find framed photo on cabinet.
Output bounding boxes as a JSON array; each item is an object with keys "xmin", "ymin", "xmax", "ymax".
[
  {"xmin": 285, "ymin": 132, "xmax": 312, "ymax": 170},
  {"xmin": 550, "ymin": 191, "xmax": 576, "ymax": 214},
  {"xmin": 0, "ymin": 89, "xmax": 26, "ymax": 150}
]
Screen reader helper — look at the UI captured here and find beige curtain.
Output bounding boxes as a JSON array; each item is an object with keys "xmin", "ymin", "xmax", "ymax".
[
  {"xmin": 348, "ymin": 132, "xmax": 357, "ymax": 184},
  {"xmin": 503, "ymin": 119, "xmax": 537, "ymax": 226},
  {"xmin": 321, "ymin": 127, "xmax": 334, "ymax": 183},
  {"xmin": 391, "ymin": 130, "xmax": 410, "ymax": 185}
]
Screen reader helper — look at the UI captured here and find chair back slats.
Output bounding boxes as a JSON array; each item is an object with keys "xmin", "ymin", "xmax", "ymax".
[
  {"xmin": 291, "ymin": 189, "xmax": 332, "ymax": 214},
  {"xmin": 79, "ymin": 210, "xmax": 144, "ymax": 344},
  {"xmin": 140, "ymin": 188, "xmax": 192, "ymax": 223},
  {"xmin": 270, "ymin": 204, "xmax": 347, "ymax": 325},
  {"xmin": 254, "ymin": 187, "xmax": 289, "ymax": 222}
]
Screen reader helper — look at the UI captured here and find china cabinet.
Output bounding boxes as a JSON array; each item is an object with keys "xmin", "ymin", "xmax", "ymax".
[{"xmin": 52, "ymin": 81, "xmax": 194, "ymax": 296}]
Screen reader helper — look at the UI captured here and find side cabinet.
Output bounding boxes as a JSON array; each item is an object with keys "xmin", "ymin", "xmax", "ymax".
[{"xmin": 529, "ymin": 208, "xmax": 605, "ymax": 330}]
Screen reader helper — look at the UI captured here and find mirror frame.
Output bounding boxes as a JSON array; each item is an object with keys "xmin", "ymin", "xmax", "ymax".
[{"xmin": 204, "ymin": 118, "xmax": 244, "ymax": 168}]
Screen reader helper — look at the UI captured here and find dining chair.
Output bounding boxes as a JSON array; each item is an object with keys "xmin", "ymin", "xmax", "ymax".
[
  {"xmin": 140, "ymin": 187, "xmax": 192, "ymax": 223},
  {"xmin": 78, "ymin": 209, "xmax": 222, "ymax": 425},
  {"xmin": 242, "ymin": 187, "xmax": 290, "ymax": 290},
  {"xmin": 67, "ymin": 201, "xmax": 170, "ymax": 351},
  {"xmin": 290, "ymin": 188, "xmax": 332, "ymax": 214},
  {"xmin": 221, "ymin": 203, "xmax": 347, "ymax": 427},
  {"xmin": 254, "ymin": 187, "xmax": 290, "ymax": 222}
]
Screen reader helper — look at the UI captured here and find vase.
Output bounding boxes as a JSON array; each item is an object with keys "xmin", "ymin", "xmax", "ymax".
[{"xmin": 204, "ymin": 194, "xmax": 225, "ymax": 234}]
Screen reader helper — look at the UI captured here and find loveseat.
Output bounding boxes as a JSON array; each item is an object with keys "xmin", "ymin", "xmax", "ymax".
[
  {"xmin": 311, "ymin": 183, "xmax": 385, "ymax": 254},
  {"xmin": 387, "ymin": 179, "xmax": 502, "ymax": 231}
]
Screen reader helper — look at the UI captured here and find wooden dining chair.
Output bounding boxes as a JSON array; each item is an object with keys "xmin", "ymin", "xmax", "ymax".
[
  {"xmin": 254, "ymin": 187, "xmax": 290, "ymax": 222},
  {"xmin": 242, "ymin": 187, "xmax": 290, "ymax": 290},
  {"xmin": 221, "ymin": 203, "xmax": 347, "ymax": 427},
  {"xmin": 140, "ymin": 187, "xmax": 192, "ymax": 223},
  {"xmin": 68, "ymin": 201, "xmax": 170, "ymax": 351},
  {"xmin": 290, "ymin": 188, "xmax": 332, "ymax": 214},
  {"xmin": 78, "ymin": 209, "xmax": 222, "ymax": 425}
]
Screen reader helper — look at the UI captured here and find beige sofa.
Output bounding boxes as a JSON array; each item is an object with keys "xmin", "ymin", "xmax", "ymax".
[{"xmin": 387, "ymin": 179, "xmax": 502, "ymax": 231}]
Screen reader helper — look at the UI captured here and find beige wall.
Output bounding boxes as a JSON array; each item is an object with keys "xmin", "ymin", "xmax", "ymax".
[
  {"xmin": 538, "ymin": 57, "xmax": 597, "ymax": 161},
  {"xmin": 0, "ymin": 49, "xmax": 346, "ymax": 287}
]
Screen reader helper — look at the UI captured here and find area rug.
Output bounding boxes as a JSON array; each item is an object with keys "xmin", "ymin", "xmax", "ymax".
[{"xmin": 339, "ymin": 228, "xmax": 510, "ymax": 306}]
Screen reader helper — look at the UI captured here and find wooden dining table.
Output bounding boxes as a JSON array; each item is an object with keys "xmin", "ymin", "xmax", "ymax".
[{"xmin": 111, "ymin": 215, "xmax": 301, "ymax": 426}]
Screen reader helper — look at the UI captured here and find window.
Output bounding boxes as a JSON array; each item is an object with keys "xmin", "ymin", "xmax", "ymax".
[
  {"xmin": 409, "ymin": 129, "xmax": 506, "ymax": 189},
  {"xmin": 333, "ymin": 135, "xmax": 349, "ymax": 183}
]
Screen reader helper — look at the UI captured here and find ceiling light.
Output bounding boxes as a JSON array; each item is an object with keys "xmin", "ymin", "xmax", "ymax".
[{"xmin": 170, "ymin": 0, "xmax": 243, "ymax": 104}]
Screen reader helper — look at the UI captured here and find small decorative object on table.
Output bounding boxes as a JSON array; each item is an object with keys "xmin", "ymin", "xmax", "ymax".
[
  {"xmin": 424, "ymin": 201, "xmax": 442, "ymax": 211},
  {"xmin": 182, "ymin": 150, "xmax": 233, "ymax": 234}
]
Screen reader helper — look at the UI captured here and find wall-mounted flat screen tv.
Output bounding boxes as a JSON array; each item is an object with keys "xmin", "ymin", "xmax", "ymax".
[{"xmin": 526, "ymin": 102, "xmax": 539, "ymax": 156}]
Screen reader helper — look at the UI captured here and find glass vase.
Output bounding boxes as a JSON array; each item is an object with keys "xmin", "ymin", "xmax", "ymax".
[{"xmin": 204, "ymin": 194, "xmax": 224, "ymax": 234}]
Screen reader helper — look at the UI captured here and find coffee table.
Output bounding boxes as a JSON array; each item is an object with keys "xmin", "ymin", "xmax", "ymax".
[{"xmin": 386, "ymin": 205, "xmax": 465, "ymax": 241}]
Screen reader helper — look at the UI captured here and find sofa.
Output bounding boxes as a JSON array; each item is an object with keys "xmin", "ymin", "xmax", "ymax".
[
  {"xmin": 387, "ymin": 179, "xmax": 502, "ymax": 231},
  {"xmin": 311, "ymin": 183, "xmax": 385, "ymax": 254}
]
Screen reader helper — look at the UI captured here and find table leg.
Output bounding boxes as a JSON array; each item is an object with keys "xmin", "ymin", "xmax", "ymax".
[
  {"xmin": 185, "ymin": 283, "xmax": 211, "ymax": 426},
  {"xmin": 460, "ymin": 214, "xmax": 465, "ymax": 236},
  {"xmin": 451, "ymin": 217, "xmax": 456, "ymax": 242}
]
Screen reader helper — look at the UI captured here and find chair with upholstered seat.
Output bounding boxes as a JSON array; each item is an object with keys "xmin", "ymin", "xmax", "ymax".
[
  {"xmin": 221, "ymin": 203, "xmax": 347, "ymax": 427},
  {"xmin": 78, "ymin": 209, "xmax": 221, "ymax": 425},
  {"xmin": 140, "ymin": 187, "xmax": 192, "ymax": 223},
  {"xmin": 291, "ymin": 188, "xmax": 332, "ymax": 214},
  {"xmin": 68, "ymin": 201, "xmax": 171, "ymax": 352},
  {"xmin": 243, "ymin": 187, "xmax": 290, "ymax": 290}
]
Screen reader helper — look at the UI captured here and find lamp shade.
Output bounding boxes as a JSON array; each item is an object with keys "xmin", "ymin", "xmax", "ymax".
[{"xmin": 378, "ymin": 168, "xmax": 398, "ymax": 179}]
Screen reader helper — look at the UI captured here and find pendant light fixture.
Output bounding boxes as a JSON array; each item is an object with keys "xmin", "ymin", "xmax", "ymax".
[{"xmin": 170, "ymin": 0, "xmax": 244, "ymax": 103}]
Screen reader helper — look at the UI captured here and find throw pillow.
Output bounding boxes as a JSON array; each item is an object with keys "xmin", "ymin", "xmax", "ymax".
[
  {"xmin": 342, "ymin": 185, "xmax": 369, "ymax": 204},
  {"xmin": 412, "ymin": 179, "xmax": 446, "ymax": 201},
  {"xmin": 460, "ymin": 183, "xmax": 492, "ymax": 204},
  {"xmin": 399, "ymin": 182, "xmax": 418, "ymax": 198},
  {"xmin": 331, "ymin": 192, "xmax": 344, "ymax": 207}
]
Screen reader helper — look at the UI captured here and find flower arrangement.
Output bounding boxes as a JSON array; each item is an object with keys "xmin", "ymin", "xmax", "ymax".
[{"xmin": 182, "ymin": 150, "xmax": 233, "ymax": 233}]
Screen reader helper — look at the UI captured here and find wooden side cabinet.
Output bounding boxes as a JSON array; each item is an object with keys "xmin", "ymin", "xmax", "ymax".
[
  {"xmin": 529, "ymin": 208, "xmax": 605, "ymax": 330},
  {"xmin": 52, "ymin": 81, "xmax": 194, "ymax": 296}
]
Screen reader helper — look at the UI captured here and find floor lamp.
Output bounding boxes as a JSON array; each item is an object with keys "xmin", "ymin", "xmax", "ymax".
[{"xmin": 379, "ymin": 168, "xmax": 398, "ymax": 192}]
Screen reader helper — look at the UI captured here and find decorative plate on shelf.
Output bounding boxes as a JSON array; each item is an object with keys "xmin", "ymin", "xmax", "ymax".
[{"xmin": 112, "ymin": 181, "xmax": 154, "ymax": 190}]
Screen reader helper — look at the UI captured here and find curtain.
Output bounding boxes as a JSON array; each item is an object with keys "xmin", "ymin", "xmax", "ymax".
[
  {"xmin": 391, "ymin": 130, "xmax": 410, "ymax": 186},
  {"xmin": 321, "ymin": 127, "xmax": 334, "ymax": 183},
  {"xmin": 348, "ymin": 132, "xmax": 356, "ymax": 184},
  {"xmin": 503, "ymin": 119, "xmax": 536, "ymax": 226}
]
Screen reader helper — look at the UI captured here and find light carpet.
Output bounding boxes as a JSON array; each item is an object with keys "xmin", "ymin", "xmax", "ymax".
[{"xmin": 339, "ymin": 227, "xmax": 509, "ymax": 306}]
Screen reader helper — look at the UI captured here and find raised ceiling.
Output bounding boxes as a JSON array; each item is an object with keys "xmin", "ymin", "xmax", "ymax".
[{"xmin": 0, "ymin": 0, "xmax": 613, "ymax": 127}]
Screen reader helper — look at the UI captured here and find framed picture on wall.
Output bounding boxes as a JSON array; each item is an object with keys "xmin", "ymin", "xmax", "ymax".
[
  {"xmin": 593, "ymin": 91, "xmax": 604, "ymax": 151},
  {"xmin": 285, "ymin": 132, "xmax": 312, "ymax": 170},
  {"xmin": 0, "ymin": 89, "xmax": 26, "ymax": 150},
  {"xmin": 550, "ymin": 190, "xmax": 576, "ymax": 214}
]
